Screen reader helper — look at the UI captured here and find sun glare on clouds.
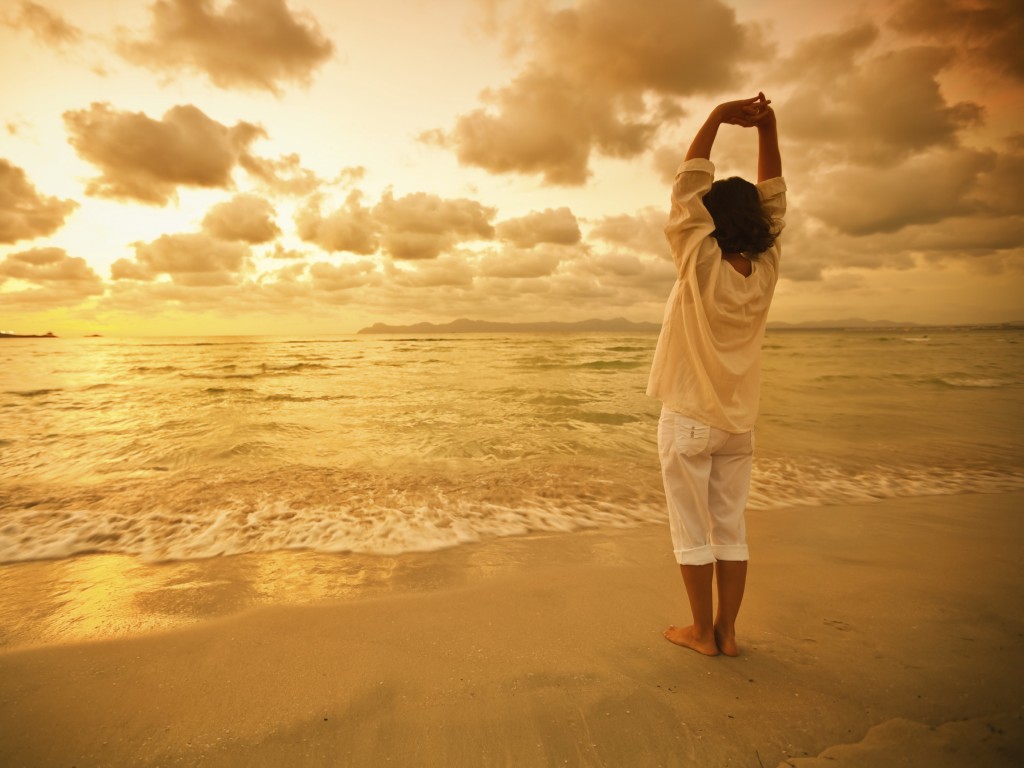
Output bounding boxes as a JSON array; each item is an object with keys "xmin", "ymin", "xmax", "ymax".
[{"xmin": 1, "ymin": 0, "xmax": 1022, "ymax": 336}]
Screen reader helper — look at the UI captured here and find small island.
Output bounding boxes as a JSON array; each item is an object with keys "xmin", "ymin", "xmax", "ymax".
[{"xmin": 0, "ymin": 331, "xmax": 58, "ymax": 339}]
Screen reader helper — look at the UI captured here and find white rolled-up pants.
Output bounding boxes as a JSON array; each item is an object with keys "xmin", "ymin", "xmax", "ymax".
[{"xmin": 658, "ymin": 408, "xmax": 753, "ymax": 565}]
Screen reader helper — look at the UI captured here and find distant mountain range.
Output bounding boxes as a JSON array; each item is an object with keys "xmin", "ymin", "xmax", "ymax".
[
  {"xmin": 358, "ymin": 317, "xmax": 662, "ymax": 334},
  {"xmin": 358, "ymin": 317, "xmax": 1024, "ymax": 335},
  {"xmin": 767, "ymin": 318, "xmax": 921, "ymax": 330},
  {"xmin": 358, "ymin": 317, "xmax": 1024, "ymax": 334}
]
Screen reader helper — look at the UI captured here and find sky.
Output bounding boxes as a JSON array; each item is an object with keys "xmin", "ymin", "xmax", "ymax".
[{"xmin": 1, "ymin": 0, "xmax": 1021, "ymax": 336}]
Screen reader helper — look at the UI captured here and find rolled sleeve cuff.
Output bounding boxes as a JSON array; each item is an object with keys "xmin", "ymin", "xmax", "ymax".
[
  {"xmin": 676, "ymin": 158, "xmax": 716, "ymax": 177},
  {"xmin": 756, "ymin": 176, "xmax": 786, "ymax": 197}
]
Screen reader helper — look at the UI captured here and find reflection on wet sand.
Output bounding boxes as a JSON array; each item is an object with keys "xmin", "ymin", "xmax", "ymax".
[
  {"xmin": 0, "ymin": 528, "xmax": 654, "ymax": 651},
  {"xmin": 0, "ymin": 551, "xmax": 399, "ymax": 650}
]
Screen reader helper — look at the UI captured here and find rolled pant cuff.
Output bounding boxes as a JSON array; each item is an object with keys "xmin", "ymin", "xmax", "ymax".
[
  {"xmin": 674, "ymin": 545, "xmax": 716, "ymax": 566},
  {"xmin": 711, "ymin": 544, "xmax": 749, "ymax": 561}
]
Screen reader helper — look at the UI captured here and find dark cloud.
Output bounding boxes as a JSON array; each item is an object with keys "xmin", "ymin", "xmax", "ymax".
[
  {"xmin": 780, "ymin": 27, "xmax": 984, "ymax": 164},
  {"xmin": 119, "ymin": 0, "xmax": 334, "ymax": 94},
  {"xmin": 495, "ymin": 207, "xmax": 580, "ymax": 247},
  {"xmin": 968, "ymin": 146, "xmax": 1024, "ymax": 217},
  {"xmin": 774, "ymin": 22, "xmax": 879, "ymax": 82},
  {"xmin": 532, "ymin": 0, "xmax": 763, "ymax": 95},
  {"xmin": 884, "ymin": 217, "xmax": 1024, "ymax": 256},
  {"xmin": 4, "ymin": 1, "xmax": 81, "ymax": 48},
  {"xmin": 889, "ymin": 0, "xmax": 1024, "ymax": 81},
  {"xmin": 774, "ymin": 198, "xmax": 1023, "ymax": 286},
  {"xmin": 202, "ymin": 194, "xmax": 280, "ymax": 243},
  {"xmin": 0, "ymin": 159, "xmax": 78, "ymax": 244},
  {"xmin": 64, "ymin": 103, "xmax": 263, "ymax": 204},
  {"xmin": 430, "ymin": 70, "xmax": 609, "ymax": 184},
  {"xmin": 435, "ymin": 0, "xmax": 768, "ymax": 183},
  {"xmin": 806, "ymin": 148, "xmax": 995, "ymax": 235}
]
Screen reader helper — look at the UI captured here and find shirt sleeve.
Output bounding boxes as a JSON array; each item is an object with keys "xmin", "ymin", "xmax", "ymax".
[
  {"xmin": 663, "ymin": 158, "xmax": 716, "ymax": 276},
  {"xmin": 756, "ymin": 176, "xmax": 787, "ymax": 236}
]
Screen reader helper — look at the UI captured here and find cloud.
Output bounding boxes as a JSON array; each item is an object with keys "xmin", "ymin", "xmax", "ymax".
[
  {"xmin": 478, "ymin": 245, "xmax": 564, "ymax": 278},
  {"xmin": 774, "ymin": 196, "xmax": 1024, "ymax": 286},
  {"xmin": 295, "ymin": 191, "xmax": 379, "ymax": 255},
  {"xmin": 110, "ymin": 258, "xmax": 153, "ymax": 281},
  {"xmin": 0, "ymin": 247, "xmax": 100, "ymax": 283},
  {"xmin": 807, "ymin": 148, "xmax": 996, "ymax": 235},
  {"xmin": 495, "ymin": 207, "xmax": 581, "ymax": 247},
  {"xmin": 4, "ymin": 1, "xmax": 81, "ymax": 48},
  {"xmin": 0, "ymin": 247, "xmax": 104, "ymax": 306},
  {"xmin": 779, "ymin": 26, "xmax": 984, "ymax": 164},
  {"xmin": 588, "ymin": 207, "xmax": 670, "ymax": 257},
  {"xmin": 881, "ymin": 217, "xmax": 1024, "ymax": 256},
  {"xmin": 118, "ymin": 0, "xmax": 334, "ymax": 94},
  {"xmin": 435, "ymin": 0, "xmax": 768, "ymax": 183},
  {"xmin": 363, "ymin": 191, "xmax": 496, "ymax": 261},
  {"xmin": 968, "ymin": 145, "xmax": 1024, "ymax": 217},
  {"xmin": 889, "ymin": 0, "xmax": 1024, "ymax": 82},
  {"xmin": 436, "ymin": 69, "xmax": 656, "ymax": 184},
  {"xmin": 265, "ymin": 244, "xmax": 307, "ymax": 260},
  {"xmin": 0, "ymin": 159, "xmax": 78, "ymax": 244},
  {"xmin": 566, "ymin": 249, "xmax": 677, "ymax": 295},
  {"xmin": 239, "ymin": 152, "xmax": 322, "ymax": 196},
  {"xmin": 384, "ymin": 256, "xmax": 475, "ymax": 288},
  {"xmin": 202, "ymin": 194, "xmax": 281, "ymax": 243},
  {"xmin": 297, "ymin": 187, "xmax": 500, "ymax": 262},
  {"xmin": 64, "ymin": 103, "xmax": 264, "ymax": 204},
  {"xmin": 118, "ymin": 232, "xmax": 252, "ymax": 285},
  {"xmin": 261, "ymin": 262, "xmax": 307, "ymax": 282},
  {"xmin": 531, "ymin": 0, "xmax": 762, "ymax": 95},
  {"xmin": 309, "ymin": 260, "xmax": 381, "ymax": 293}
]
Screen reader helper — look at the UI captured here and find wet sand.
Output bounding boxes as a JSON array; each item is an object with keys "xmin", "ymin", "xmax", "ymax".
[{"xmin": 1, "ymin": 492, "xmax": 1022, "ymax": 767}]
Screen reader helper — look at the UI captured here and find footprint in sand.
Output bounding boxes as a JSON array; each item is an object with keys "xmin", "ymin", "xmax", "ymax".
[{"xmin": 825, "ymin": 619, "xmax": 853, "ymax": 631}]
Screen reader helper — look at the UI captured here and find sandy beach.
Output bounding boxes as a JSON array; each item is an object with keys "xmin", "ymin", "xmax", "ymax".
[{"xmin": 1, "ymin": 491, "xmax": 1021, "ymax": 767}]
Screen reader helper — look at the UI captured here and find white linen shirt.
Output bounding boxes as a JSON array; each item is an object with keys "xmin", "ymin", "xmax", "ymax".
[{"xmin": 646, "ymin": 158, "xmax": 787, "ymax": 433}]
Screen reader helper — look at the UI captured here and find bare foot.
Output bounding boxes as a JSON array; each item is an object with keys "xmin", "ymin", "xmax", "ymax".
[
  {"xmin": 714, "ymin": 625, "xmax": 739, "ymax": 657},
  {"xmin": 663, "ymin": 625, "xmax": 720, "ymax": 656}
]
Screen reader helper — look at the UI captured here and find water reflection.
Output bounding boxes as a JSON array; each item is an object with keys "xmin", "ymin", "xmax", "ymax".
[
  {"xmin": 0, "ymin": 527, "xmax": 652, "ymax": 651},
  {"xmin": 0, "ymin": 550, "xmax": 406, "ymax": 650}
]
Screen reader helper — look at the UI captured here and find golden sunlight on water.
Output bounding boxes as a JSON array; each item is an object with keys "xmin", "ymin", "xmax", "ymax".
[{"xmin": 1, "ymin": 329, "xmax": 1022, "ymax": 650}]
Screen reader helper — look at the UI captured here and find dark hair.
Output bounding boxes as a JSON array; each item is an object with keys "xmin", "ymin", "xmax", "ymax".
[{"xmin": 702, "ymin": 177, "xmax": 776, "ymax": 258}]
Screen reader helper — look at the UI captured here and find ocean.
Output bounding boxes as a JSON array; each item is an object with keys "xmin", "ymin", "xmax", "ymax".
[{"xmin": 2, "ymin": 329, "xmax": 1021, "ymax": 566}]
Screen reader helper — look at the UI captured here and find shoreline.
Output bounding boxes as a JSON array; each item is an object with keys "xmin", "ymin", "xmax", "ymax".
[{"xmin": 1, "ymin": 492, "xmax": 1022, "ymax": 766}]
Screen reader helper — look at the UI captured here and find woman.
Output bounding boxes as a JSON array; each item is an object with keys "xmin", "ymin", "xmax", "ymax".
[{"xmin": 647, "ymin": 93, "xmax": 785, "ymax": 657}]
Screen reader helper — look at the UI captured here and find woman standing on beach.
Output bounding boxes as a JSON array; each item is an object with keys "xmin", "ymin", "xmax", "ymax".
[{"xmin": 648, "ymin": 93, "xmax": 784, "ymax": 657}]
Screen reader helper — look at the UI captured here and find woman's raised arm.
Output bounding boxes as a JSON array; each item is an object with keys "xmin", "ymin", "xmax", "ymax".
[
  {"xmin": 685, "ymin": 95, "xmax": 766, "ymax": 162},
  {"xmin": 756, "ymin": 101, "xmax": 781, "ymax": 182}
]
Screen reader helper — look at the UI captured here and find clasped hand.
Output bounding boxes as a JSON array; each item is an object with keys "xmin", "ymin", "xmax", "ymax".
[{"xmin": 715, "ymin": 93, "xmax": 774, "ymax": 128}]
